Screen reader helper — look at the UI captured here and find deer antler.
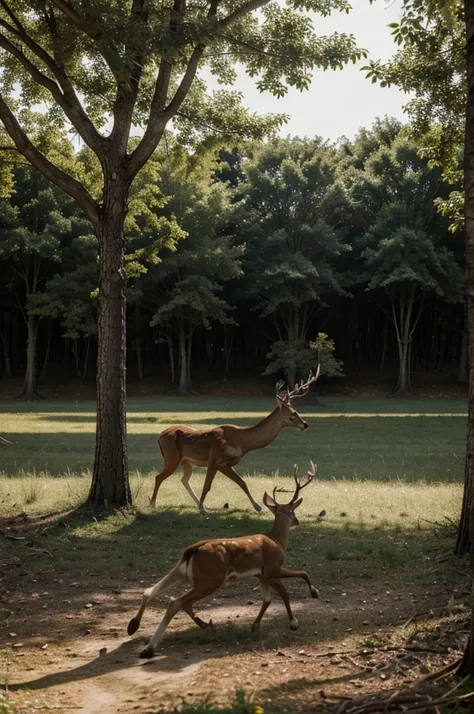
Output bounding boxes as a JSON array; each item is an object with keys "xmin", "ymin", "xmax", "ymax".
[
  {"xmin": 290, "ymin": 460, "xmax": 317, "ymax": 503},
  {"xmin": 272, "ymin": 461, "xmax": 317, "ymax": 504},
  {"xmin": 276, "ymin": 379, "xmax": 290, "ymax": 404},
  {"xmin": 276, "ymin": 365, "xmax": 320, "ymax": 405},
  {"xmin": 287, "ymin": 365, "xmax": 321, "ymax": 401}
]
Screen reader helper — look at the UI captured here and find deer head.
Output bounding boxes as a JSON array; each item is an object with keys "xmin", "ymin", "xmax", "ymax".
[
  {"xmin": 275, "ymin": 365, "xmax": 320, "ymax": 431},
  {"xmin": 263, "ymin": 461, "xmax": 317, "ymax": 526}
]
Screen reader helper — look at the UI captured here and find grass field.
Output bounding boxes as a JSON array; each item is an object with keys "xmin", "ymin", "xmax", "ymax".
[
  {"xmin": 0, "ymin": 396, "xmax": 470, "ymax": 713},
  {"xmin": 0, "ymin": 395, "xmax": 467, "ymax": 481}
]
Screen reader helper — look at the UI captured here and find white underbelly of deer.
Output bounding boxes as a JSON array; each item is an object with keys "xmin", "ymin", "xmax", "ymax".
[
  {"xmin": 225, "ymin": 567, "xmax": 260, "ymax": 582},
  {"xmin": 181, "ymin": 456, "xmax": 208, "ymax": 467}
]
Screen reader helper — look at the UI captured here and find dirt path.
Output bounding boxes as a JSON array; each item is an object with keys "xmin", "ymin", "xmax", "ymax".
[{"xmin": 2, "ymin": 578, "xmax": 467, "ymax": 714}]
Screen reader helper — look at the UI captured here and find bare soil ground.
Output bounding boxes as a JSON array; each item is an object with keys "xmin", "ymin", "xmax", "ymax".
[{"xmin": 1, "ymin": 513, "xmax": 469, "ymax": 714}]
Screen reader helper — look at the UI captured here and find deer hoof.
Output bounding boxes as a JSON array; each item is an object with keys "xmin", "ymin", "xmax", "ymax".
[
  {"xmin": 290, "ymin": 618, "xmax": 299, "ymax": 631},
  {"xmin": 253, "ymin": 503, "xmax": 262, "ymax": 513},
  {"xmin": 198, "ymin": 504, "xmax": 209, "ymax": 514},
  {"xmin": 251, "ymin": 622, "xmax": 260, "ymax": 632},
  {"xmin": 310, "ymin": 586, "xmax": 319, "ymax": 599},
  {"xmin": 139, "ymin": 646, "xmax": 155, "ymax": 659},
  {"xmin": 127, "ymin": 617, "xmax": 140, "ymax": 635}
]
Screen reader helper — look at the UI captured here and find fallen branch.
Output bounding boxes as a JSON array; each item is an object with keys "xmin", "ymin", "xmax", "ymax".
[
  {"xmin": 422, "ymin": 657, "xmax": 462, "ymax": 681},
  {"xmin": 400, "ymin": 611, "xmax": 426, "ymax": 628}
]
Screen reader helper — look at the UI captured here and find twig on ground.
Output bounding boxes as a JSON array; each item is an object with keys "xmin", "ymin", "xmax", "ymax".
[
  {"xmin": 422, "ymin": 657, "xmax": 462, "ymax": 681},
  {"xmin": 441, "ymin": 673, "xmax": 471, "ymax": 699},
  {"xmin": 400, "ymin": 612, "xmax": 426, "ymax": 628}
]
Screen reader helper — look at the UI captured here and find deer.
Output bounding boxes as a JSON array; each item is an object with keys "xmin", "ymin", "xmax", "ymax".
[
  {"xmin": 128, "ymin": 461, "xmax": 319, "ymax": 658},
  {"xmin": 150, "ymin": 366, "xmax": 320, "ymax": 512}
]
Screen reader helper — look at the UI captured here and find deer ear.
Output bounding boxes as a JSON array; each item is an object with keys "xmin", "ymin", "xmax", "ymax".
[
  {"xmin": 263, "ymin": 492, "xmax": 277, "ymax": 512},
  {"xmin": 292, "ymin": 497, "xmax": 303, "ymax": 509}
]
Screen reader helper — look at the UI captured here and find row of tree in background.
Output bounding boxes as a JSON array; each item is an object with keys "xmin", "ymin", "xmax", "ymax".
[{"xmin": 0, "ymin": 117, "xmax": 465, "ymax": 399}]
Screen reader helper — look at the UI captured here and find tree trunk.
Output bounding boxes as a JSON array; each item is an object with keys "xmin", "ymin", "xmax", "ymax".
[
  {"xmin": 456, "ymin": 0, "xmax": 474, "ymax": 677},
  {"xmin": 460, "ymin": 312, "xmax": 469, "ymax": 384},
  {"xmin": 40, "ymin": 319, "xmax": 53, "ymax": 379},
  {"xmin": 1, "ymin": 310, "xmax": 12, "ymax": 378},
  {"xmin": 393, "ymin": 288, "xmax": 415, "ymax": 397},
  {"xmin": 186, "ymin": 329, "xmax": 194, "ymax": 393},
  {"xmin": 397, "ymin": 340, "xmax": 409, "ymax": 396},
  {"xmin": 135, "ymin": 307, "xmax": 144, "ymax": 380},
  {"xmin": 177, "ymin": 321, "xmax": 190, "ymax": 396},
  {"xmin": 88, "ymin": 195, "xmax": 131, "ymax": 506},
  {"xmin": 18, "ymin": 312, "xmax": 39, "ymax": 401},
  {"xmin": 81, "ymin": 336, "xmax": 91, "ymax": 384},
  {"xmin": 72, "ymin": 339, "xmax": 81, "ymax": 377},
  {"xmin": 168, "ymin": 333, "xmax": 175, "ymax": 384},
  {"xmin": 379, "ymin": 315, "xmax": 388, "ymax": 372}
]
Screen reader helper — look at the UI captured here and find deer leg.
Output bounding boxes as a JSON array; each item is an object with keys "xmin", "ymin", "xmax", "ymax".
[
  {"xmin": 181, "ymin": 462, "xmax": 200, "ymax": 507},
  {"xmin": 251, "ymin": 579, "xmax": 272, "ymax": 631},
  {"xmin": 268, "ymin": 577, "xmax": 299, "ymax": 630},
  {"xmin": 181, "ymin": 602, "xmax": 214, "ymax": 629},
  {"xmin": 198, "ymin": 465, "xmax": 218, "ymax": 512},
  {"xmin": 139, "ymin": 579, "xmax": 224, "ymax": 658},
  {"xmin": 275, "ymin": 567, "xmax": 319, "ymax": 599},
  {"xmin": 218, "ymin": 464, "xmax": 262, "ymax": 512},
  {"xmin": 150, "ymin": 465, "xmax": 179, "ymax": 507},
  {"xmin": 127, "ymin": 564, "xmax": 188, "ymax": 636}
]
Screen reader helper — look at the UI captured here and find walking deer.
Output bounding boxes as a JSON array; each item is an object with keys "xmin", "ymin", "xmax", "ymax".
[
  {"xmin": 129, "ymin": 461, "xmax": 319, "ymax": 658},
  {"xmin": 150, "ymin": 367, "xmax": 320, "ymax": 511}
]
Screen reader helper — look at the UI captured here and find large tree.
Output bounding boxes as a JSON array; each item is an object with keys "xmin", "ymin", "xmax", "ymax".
[
  {"xmin": 0, "ymin": 167, "xmax": 73, "ymax": 399},
  {"xmin": 0, "ymin": 0, "xmax": 364, "ymax": 505},
  {"xmin": 356, "ymin": 137, "xmax": 463, "ymax": 395},
  {"xmin": 238, "ymin": 138, "xmax": 349, "ymax": 387},
  {"xmin": 148, "ymin": 151, "xmax": 243, "ymax": 396},
  {"xmin": 365, "ymin": 0, "xmax": 474, "ymax": 673}
]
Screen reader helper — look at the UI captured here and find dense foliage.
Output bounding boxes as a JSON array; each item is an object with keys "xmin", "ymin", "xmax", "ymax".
[{"xmin": 0, "ymin": 119, "xmax": 464, "ymax": 396}]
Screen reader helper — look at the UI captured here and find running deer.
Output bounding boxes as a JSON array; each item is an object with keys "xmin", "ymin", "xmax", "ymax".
[
  {"xmin": 129, "ymin": 461, "xmax": 319, "ymax": 658},
  {"xmin": 150, "ymin": 366, "xmax": 320, "ymax": 511}
]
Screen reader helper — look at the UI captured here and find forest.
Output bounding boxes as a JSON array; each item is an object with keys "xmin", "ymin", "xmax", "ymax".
[{"xmin": 0, "ymin": 118, "xmax": 465, "ymax": 399}]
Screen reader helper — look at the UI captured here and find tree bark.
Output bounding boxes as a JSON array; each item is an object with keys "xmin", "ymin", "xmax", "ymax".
[
  {"xmin": 1, "ymin": 310, "xmax": 12, "ymax": 378},
  {"xmin": 168, "ymin": 332, "xmax": 175, "ymax": 384},
  {"xmin": 40, "ymin": 319, "xmax": 53, "ymax": 379},
  {"xmin": 392, "ymin": 287, "xmax": 415, "ymax": 397},
  {"xmin": 18, "ymin": 312, "xmax": 39, "ymax": 400},
  {"xmin": 88, "ymin": 190, "xmax": 131, "ymax": 506},
  {"xmin": 72, "ymin": 339, "xmax": 81, "ymax": 377},
  {"xmin": 177, "ymin": 321, "xmax": 189, "ymax": 395},
  {"xmin": 456, "ymin": 0, "xmax": 474, "ymax": 677},
  {"xmin": 186, "ymin": 329, "xmax": 194, "ymax": 393},
  {"xmin": 81, "ymin": 336, "xmax": 91, "ymax": 384},
  {"xmin": 460, "ymin": 312, "xmax": 469, "ymax": 383},
  {"xmin": 135, "ymin": 307, "xmax": 144, "ymax": 380}
]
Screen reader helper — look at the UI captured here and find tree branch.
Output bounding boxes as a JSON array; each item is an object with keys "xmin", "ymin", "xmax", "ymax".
[
  {"xmin": 0, "ymin": 8, "xmax": 105, "ymax": 154},
  {"xmin": 0, "ymin": 94, "xmax": 99, "ymax": 224},
  {"xmin": 50, "ymin": 0, "xmax": 125, "ymax": 83},
  {"xmin": 108, "ymin": 0, "xmax": 150, "ymax": 155},
  {"xmin": 126, "ymin": 0, "xmax": 185, "ymax": 176},
  {"xmin": 50, "ymin": 0, "xmax": 101, "ymax": 39},
  {"xmin": 0, "ymin": 31, "xmax": 62, "ymax": 99},
  {"xmin": 218, "ymin": 0, "xmax": 270, "ymax": 29},
  {"xmin": 128, "ymin": 0, "xmax": 266, "ymax": 177}
]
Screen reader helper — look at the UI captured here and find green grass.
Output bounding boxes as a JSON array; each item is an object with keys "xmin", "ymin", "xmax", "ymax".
[
  {"xmin": 0, "ymin": 396, "xmax": 466, "ymax": 600},
  {"xmin": 0, "ymin": 396, "xmax": 468, "ymax": 483}
]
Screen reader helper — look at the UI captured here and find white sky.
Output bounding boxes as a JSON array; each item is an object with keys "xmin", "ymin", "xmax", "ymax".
[{"xmin": 204, "ymin": 0, "xmax": 407, "ymax": 142}]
